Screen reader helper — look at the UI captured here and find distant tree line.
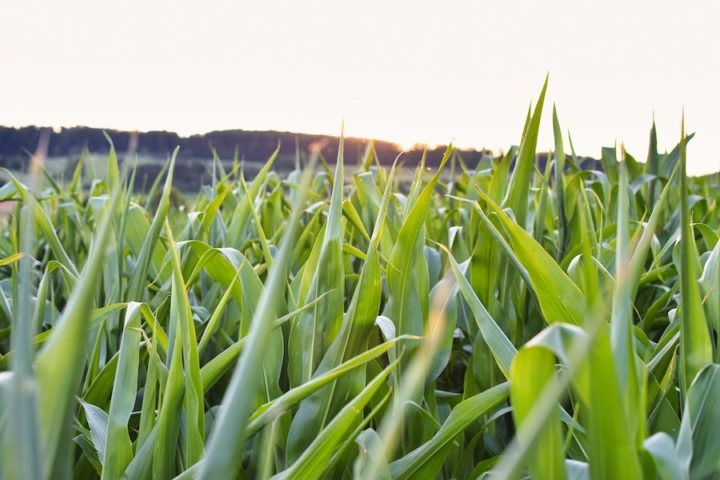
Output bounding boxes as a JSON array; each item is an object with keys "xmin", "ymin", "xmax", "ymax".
[
  {"xmin": 0, "ymin": 126, "xmax": 491, "ymax": 169},
  {"xmin": 0, "ymin": 125, "xmax": 605, "ymax": 191}
]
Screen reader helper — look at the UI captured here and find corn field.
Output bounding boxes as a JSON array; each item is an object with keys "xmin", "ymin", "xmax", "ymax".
[{"xmin": 1, "ymin": 81, "xmax": 719, "ymax": 479}]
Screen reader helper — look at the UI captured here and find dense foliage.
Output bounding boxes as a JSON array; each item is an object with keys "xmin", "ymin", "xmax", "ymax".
[{"xmin": 1, "ymin": 82, "xmax": 719, "ymax": 479}]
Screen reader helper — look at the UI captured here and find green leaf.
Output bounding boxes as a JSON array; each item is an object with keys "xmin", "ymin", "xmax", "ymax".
[
  {"xmin": 276, "ymin": 359, "xmax": 400, "ymax": 479},
  {"xmin": 101, "ymin": 302, "xmax": 143, "ymax": 480},
  {"xmin": 511, "ymin": 346, "xmax": 566, "ymax": 480},
  {"xmin": 503, "ymin": 74, "xmax": 548, "ymax": 229},
  {"xmin": 683, "ymin": 365, "xmax": 720, "ymax": 479},
  {"xmin": 389, "ymin": 383, "xmax": 509, "ymax": 479},
  {"xmin": 471, "ymin": 188, "xmax": 587, "ymax": 326},
  {"xmin": 677, "ymin": 120, "xmax": 713, "ymax": 392}
]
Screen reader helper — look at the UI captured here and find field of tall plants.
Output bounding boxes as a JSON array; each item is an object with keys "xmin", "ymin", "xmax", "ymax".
[{"xmin": 1, "ymin": 81, "xmax": 719, "ymax": 479}]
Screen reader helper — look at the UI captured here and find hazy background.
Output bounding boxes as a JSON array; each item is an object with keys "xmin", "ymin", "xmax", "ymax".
[{"xmin": 2, "ymin": 0, "xmax": 718, "ymax": 174}]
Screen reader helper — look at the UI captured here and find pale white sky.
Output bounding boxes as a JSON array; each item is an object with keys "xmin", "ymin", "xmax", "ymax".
[{"xmin": 1, "ymin": 0, "xmax": 718, "ymax": 174}]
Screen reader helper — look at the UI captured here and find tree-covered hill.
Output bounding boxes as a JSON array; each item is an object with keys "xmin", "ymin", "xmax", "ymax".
[
  {"xmin": 0, "ymin": 125, "xmax": 487, "ymax": 169},
  {"xmin": 0, "ymin": 125, "xmax": 607, "ymax": 191}
]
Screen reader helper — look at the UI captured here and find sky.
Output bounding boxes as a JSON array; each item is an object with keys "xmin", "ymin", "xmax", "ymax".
[{"xmin": 1, "ymin": 0, "xmax": 719, "ymax": 175}]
